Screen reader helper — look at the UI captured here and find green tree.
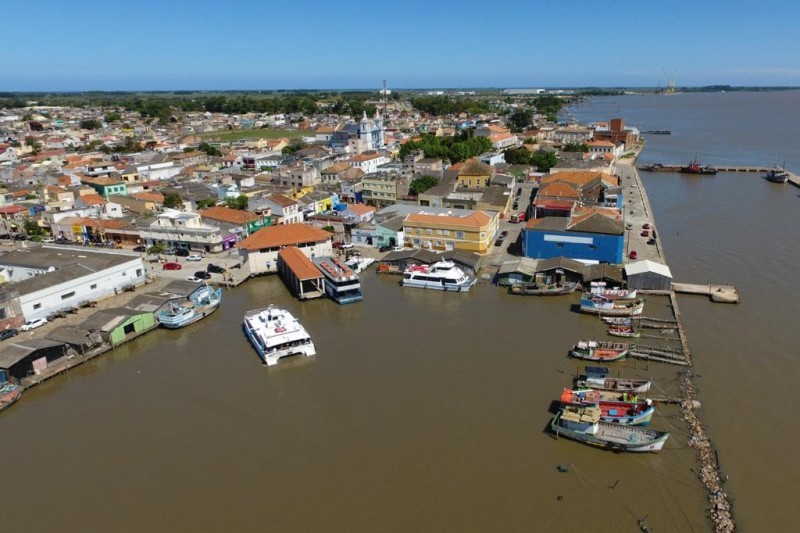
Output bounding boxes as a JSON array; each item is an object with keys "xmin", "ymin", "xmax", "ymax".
[
  {"xmin": 105, "ymin": 111, "xmax": 122, "ymax": 123},
  {"xmin": 409, "ymin": 175, "xmax": 438, "ymax": 196},
  {"xmin": 163, "ymin": 192, "xmax": 184, "ymax": 209},
  {"xmin": 503, "ymin": 147, "xmax": 532, "ymax": 165},
  {"xmin": 225, "ymin": 196, "xmax": 248, "ymax": 210},
  {"xmin": 80, "ymin": 119, "xmax": 102, "ymax": 130},
  {"xmin": 508, "ymin": 110, "xmax": 533, "ymax": 132},
  {"xmin": 198, "ymin": 142, "xmax": 222, "ymax": 157},
  {"xmin": 563, "ymin": 142, "xmax": 588, "ymax": 152},
  {"xmin": 530, "ymin": 150, "xmax": 558, "ymax": 172}
]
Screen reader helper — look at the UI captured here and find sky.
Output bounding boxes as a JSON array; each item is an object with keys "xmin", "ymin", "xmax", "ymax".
[{"xmin": 4, "ymin": 0, "xmax": 800, "ymax": 91}]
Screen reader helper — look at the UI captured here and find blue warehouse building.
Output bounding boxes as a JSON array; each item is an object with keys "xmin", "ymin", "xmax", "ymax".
[{"xmin": 522, "ymin": 208, "xmax": 624, "ymax": 264}]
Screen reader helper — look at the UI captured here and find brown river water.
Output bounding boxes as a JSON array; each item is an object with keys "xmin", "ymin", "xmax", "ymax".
[{"xmin": 2, "ymin": 91, "xmax": 799, "ymax": 532}]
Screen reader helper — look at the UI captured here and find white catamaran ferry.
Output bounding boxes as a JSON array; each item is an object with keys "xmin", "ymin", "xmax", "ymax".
[
  {"xmin": 243, "ymin": 306, "xmax": 316, "ymax": 366},
  {"xmin": 400, "ymin": 260, "xmax": 475, "ymax": 292}
]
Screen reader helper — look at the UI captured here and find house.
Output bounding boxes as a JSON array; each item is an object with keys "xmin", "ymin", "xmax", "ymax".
[
  {"xmin": 338, "ymin": 171, "xmax": 366, "ymax": 203},
  {"xmin": 170, "ymin": 150, "xmax": 208, "ymax": 167},
  {"xmin": 456, "ymin": 159, "xmax": 494, "ymax": 189},
  {"xmin": 361, "ymin": 171, "xmax": 411, "ymax": 208},
  {"xmin": 320, "ymin": 162, "xmax": 354, "ymax": 185},
  {"xmin": 259, "ymin": 194, "xmax": 302, "ymax": 225},
  {"xmin": 73, "ymin": 193, "xmax": 123, "ymax": 218},
  {"xmin": 50, "ymin": 216, "xmax": 136, "ymax": 245},
  {"xmin": 522, "ymin": 206, "xmax": 624, "ymax": 264},
  {"xmin": 345, "ymin": 152, "xmax": 390, "ymax": 174},
  {"xmin": 534, "ymin": 171, "xmax": 621, "ymax": 218},
  {"xmin": 109, "ymin": 192, "xmax": 162, "ymax": 214},
  {"xmin": 0, "ymin": 339, "xmax": 71, "ymax": 381},
  {"xmin": 235, "ymin": 223, "xmax": 333, "ymax": 275},
  {"xmin": 80, "ymin": 176, "xmax": 128, "ymax": 199},
  {"xmin": 79, "ymin": 307, "xmax": 157, "ymax": 348},
  {"xmin": 200, "ymin": 205, "xmax": 270, "ymax": 248},
  {"xmin": 402, "ymin": 209, "xmax": 498, "ymax": 254},
  {"xmin": 139, "ymin": 209, "xmax": 223, "ymax": 253},
  {"xmin": 341, "ymin": 202, "xmax": 376, "ymax": 224},
  {"xmin": 488, "ymin": 132, "xmax": 520, "ymax": 150}
]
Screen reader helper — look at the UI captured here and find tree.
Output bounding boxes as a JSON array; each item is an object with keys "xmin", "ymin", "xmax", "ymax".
[
  {"xmin": 530, "ymin": 150, "xmax": 558, "ymax": 172},
  {"xmin": 409, "ymin": 175, "xmax": 438, "ymax": 196},
  {"xmin": 508, "ymin": 110, "xmax": 533, "ymax": 132},
  {"xmin": 198, "ymin": 142, "xmax": 222, "ymax": 157},
  {"xmin": 162, "ymin": 192, "xmax": 184, "ymax": 209},
  {"xmin": 503, "ymin": 147, "xmax": 533, "ymax": 165},
  {"xmin": 105, "ymin": 111, "xmax": 122, "ymax": 123},
  {"xmin": 80, "ymin": 119, "xmax": 102, "ymax": 130},
  {"xmin": 563, "ymin": 142, "xmax": 588, "ymax": 152},
  {"xmin": 225, "ymin": 196, "xmax": 248, "ymax": 210}
]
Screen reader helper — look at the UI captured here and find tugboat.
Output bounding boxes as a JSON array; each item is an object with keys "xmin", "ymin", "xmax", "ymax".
[
  {"xmin": 680, "ymin": 157, "xmax": 717, "ymax": 175},
  {"xmin": 764, "ymin": 163, "xmax": 789, "ymax": 183}
]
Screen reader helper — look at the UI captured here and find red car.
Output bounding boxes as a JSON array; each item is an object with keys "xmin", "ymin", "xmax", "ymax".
[
  {"xmin": 629, "ymin": 250, "xmax": 638, "ymax": 260},
  {"xmin": 641, "ymin": 229, "xmax": 650, "ymax": 237},
  {"xmin": 642, "ymin": 223, "xmax": 651, "ymax": 229},
  {"xmin": 162, "ymin": 262, "xmax": 182, "ymax": 270}
]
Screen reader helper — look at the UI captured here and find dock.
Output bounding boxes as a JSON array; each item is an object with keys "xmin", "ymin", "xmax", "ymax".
[{"xmin": 672, "ymin": 283, "xmax": 740, "ymax": 303}]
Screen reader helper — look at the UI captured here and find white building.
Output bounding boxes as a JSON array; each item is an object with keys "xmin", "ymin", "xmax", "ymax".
[
  {"xmin": 235, "ymin": 223, "xmax": 333, "ymax": 274},
  {"xmin": 139, "ymin": 209, "xmax": 223, "ymax": 253}
]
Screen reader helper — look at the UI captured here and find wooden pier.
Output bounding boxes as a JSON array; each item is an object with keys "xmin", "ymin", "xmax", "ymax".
[{"xmin": 672, "ymin": 283, "xmax": 740, "ymax": 304}]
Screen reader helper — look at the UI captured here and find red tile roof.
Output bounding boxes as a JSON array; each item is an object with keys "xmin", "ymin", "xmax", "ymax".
[
  {"xmin": 237, "ymin": 223, "xmax": 331, "ymax": 250},
  {"xmin": 200, "ymin": 206, "xmax": 258, "ymax": 225},
  {"xmin": 278, "ymin": 246, "xmax": 323, "ymax": 280}
]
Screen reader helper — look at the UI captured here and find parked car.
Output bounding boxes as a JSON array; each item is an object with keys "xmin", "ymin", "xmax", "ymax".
[
  {"xmin": 629, "ymin": 250, "xmax": 638, "ymax": 260},
  {"xmin": 391, "ymin": 246, "xmax": 403, "ymax": 252},
  {"xmin": 339, "ymin": 242, "xmax": 354, "ymax": 249},
  {"xmin": 132, "ymin": 246, "xmax": 147, "ymax": 253},
  {"xmin": 516, "ymin": 188, "xmax": 522, "ymax": 196},
  {"xmin": 162, "ymin": 262, "xmax": 182, "ymax": 270},
  {"xmin": 21, "ymin": 318, "xmax": 48, "ymax": 332},
  {"xmin": 642, "ymin": 223, "xmax": 651, "ymax": 229},
  {"xmin": 0, "ymin": 328, "xmax": 18, "ymax": 341},
  {"xmin": 186, "ymin": 254, "xmax": 203, "ymax": 262},
  {"xmin": 175, "ymin": 249, "xmax": 190, "ymax": 257},
  {"xmin": 13, "ymin": 234, "xmax": 28, "ymax": 241},
  {"xmin": 500, "ymin": 230, "xmax": 509, "ymax": 237},
  {"xmin": 494, "ymin": 237, "xmax": 505, "ymax": 247},
  {"xmin": 164, "ymin": 248, "xmax": 178, "ymax": 255},
  {"xmin": 186, "ymin": 276, "xmax": 202, "ymax": 283},
  {"xmin": 0, "ymin": 234, "xmax": 10, "ymax": 239},
  {"xmin": 41, "ymin": 237, "xmax": 56, "ymax": 243},
  {"xmin": 194, "ymin": 271, "xmax": 211, "ymax": 280},
  {"xmin": 647, "ymin": 238, "xmax": 657, "ymax": 246},
  {"xmin": 641, "ymin": 229, "xmax": 650, "ymax": 237},
  {"xmin": 207, "ymin": 264, "xmax": 226, "ymax": 274},
  {"xmin": 625, "ymin": 223, "xmax": 633, "ymax": 230},
  {"xmin": 379, "ymin": 245, "xmax": 392, "ymax": 252}
]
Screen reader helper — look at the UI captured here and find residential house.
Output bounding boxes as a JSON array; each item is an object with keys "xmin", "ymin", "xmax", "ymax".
[
  {"xmin": 341, "ymin": 202, "xmax": 376, "ymax": 224},
  {"xmin": 533, "ymin": 171, "xmax": 621, "ymax": 218},
  {"xmin": 200, "ymin": 205, "xmax": 270, "ymax": 249},
  {"xmin": 456, "ymin": 159, "xmax": 494, "ymax": 188},
  {"xmin": 260, "ymin": 194, "xmax": 302, "ymax": 225},
  {"xmin": 345, "ymin": 152, "xmax": 390, "ymax": 175},
  {"xmin": 402, "ymin": 209, "xmax": 499, "ymax": 254},
  {"xmin": 361, "ymin": 171, "xmax": 411, "ymax": 208},
  {"xmin": 235, "ymin": 223, "xmax": 333, "ymax": 274},
  {"xmin": 41, "ymin": 185, "xmax": 75, "ymax": 212},
  {"xmin": 139, "ymin": 209, "xmax": 223, "ymax": 253},
  {"xmin": 81, "ymin": 176, "xmax": 128, "ymax": 199}
]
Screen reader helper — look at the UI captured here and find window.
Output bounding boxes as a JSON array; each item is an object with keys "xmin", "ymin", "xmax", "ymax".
[
  {"xmin": 33, "ymin": 303, "xmax": 42, "ymax": 310},
  {"xmin": 435, "ymin": 240, "xmax": 442, "ymax": 246},
  {"xmin": 443, "ymin": 230, "xmax": 450, "ymax": 236},
  {"xmin": 136, "ymin": 269, "xmax": 142, "ymax": 277},
  {"xmin": 556, "ymin": 243, "xmax": 564, "ymax": 249},
  {"xmin": 0, "ymin": 308, "xmax": 5, "ymax": 320},
  {"xmin": 61, "ymin": 291, "xmax": 76, "ymax": 300},
  {"xmin": 426, "ymin": 229, "xmax": 432, "ymax": 235},
  {"xmin": 455, "ymin": 231, "xmax": 465, "ymax": 239},
  {"xmin": 435, "ymin": 230, "xmax": 442, "ymax": 236},
  {"xmin": 589, "ymin": 245, "xmax": 597, "ymax": 250},
  {"xmin": 90, "ymin": 284, "xmax": 97, "ymax": 290}
]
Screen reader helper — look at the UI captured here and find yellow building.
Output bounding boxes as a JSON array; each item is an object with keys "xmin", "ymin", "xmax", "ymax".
[
  {"xmin": 456, "ymin": 159, "xmax": 494, "ymax": 189},
  {"xmin": 402, "ymin": 210, "xmax": 498, "ymax": 254}
]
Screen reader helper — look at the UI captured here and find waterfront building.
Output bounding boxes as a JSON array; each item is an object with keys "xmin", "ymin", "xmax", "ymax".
[
  {"xmin": 236, "ymin": 223, "xmax": 333, "ymax": 275},
  {"xmin": 592, "ymin": 118, "xmax": 638, "ymax": 150},
  {"xmin": 402, "ymin": 209, "xmax": 498, "ymax": 255},
  {"xmin": 277, "ymin": 246, "xmax": 325, "ymax": 300},
  {"xmin": 624, "ymin": 260, "xmax": 673, "ymax": 291},
  {"xmin": 522, "ymin": 206, "xmax": 624, "ymax": 264},
  {"xmin": 139, "ymin": 209, "xmax": 223, "ymax": 253}
]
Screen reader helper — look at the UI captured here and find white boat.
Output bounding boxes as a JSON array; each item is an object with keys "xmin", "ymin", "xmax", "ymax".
[
  {"xmin": 580, "ymin": 294, "xmax": 644, "ymax": 316},
  {"xmin": 400, "ymin": 260, "xmax": 475, "ymax": 292},
  {"xmin": 243, "ymin": 306, "xmax": 317, "ymax": 366},
  {"xmin": 344, "ymin": 256, "xmax": 375, "ymax": 274},
  {"xmin": 589, "ymin": 282, "xmax": 637, "ymax": 300},
  {"xmin": 157, "ymin": 284, "xmax": 222, "ymax": 329},
  {"xmin": 312, "ymin": 256, "xmax": 363, "ymax": 304}
]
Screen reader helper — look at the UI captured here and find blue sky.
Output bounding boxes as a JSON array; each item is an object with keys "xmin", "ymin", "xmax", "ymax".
[{"xmin": 4, "ymin": 0, "xmax": 800, "ymax": 90}]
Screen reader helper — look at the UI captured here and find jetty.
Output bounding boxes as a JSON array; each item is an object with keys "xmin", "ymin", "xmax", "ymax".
[{"xmin": 672, "ymin": 283, "xmax": 740, "ymax": 303}]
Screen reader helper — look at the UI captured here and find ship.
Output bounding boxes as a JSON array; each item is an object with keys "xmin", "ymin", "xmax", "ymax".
[
  {"xmin": 312, "ymin": 256, "xmax": 363, "ymax": 304},
  {"xmin": 764, "ymin": 163, "xmax": 789, "ymax": 183},
  {"xmin": 680, "ymin": 157, "xmax": 717, "ymax": 175},
  {"xmin": 157, "ymin": 284, "xmax": 222, "ymax": 329},
  {"xmin": 400, "ymin": 260, "xmax": 475, "ymax": 292},
  {"xmin": 243, "ymin": 305, "xmax": 316, "ymax": 366}
]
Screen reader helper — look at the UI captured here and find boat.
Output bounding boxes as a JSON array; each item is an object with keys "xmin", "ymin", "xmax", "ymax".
[
  {"xmin": 344, "ymin": 256, "xmax": 375, "ymax": 274},
  {"xmin": 570, "ymin": 340, "xmax": 629, "ymax": 362},
  {"xmin": 243, "ymin": 305, "xmax": 317, "ymax": 366},
  {"xmin": 764, "ymin": 163, "xmax": 789, "ymax": 183},
  {"xmin": 589, "ymin": 282, "xmax": 637, "ymax": 300},
  {"xmin": 550, "ymin": 406, "xmax": 669, "ymax": 452},
  {"xmin": 312, "ymin": 256, "xmax": 363, "ymax": 304},
  {"xmin": 680, "ymin": 157, "xmax": 717, "ymax": 175},
  {"xmin": 560, "ymin": 389, "xmax": 655, "ymax": 425},
  {"xmin": 602, "ymin": 316, "xmax": 634, "ymax": 325},
  {"xmin": 400, "ymin": 260, "xmax": 475, "ymax": 292},
  {"xmin": 157, "ymin": 284, "xmax": 222, "ymax": 329},
  {"xmin": 575, "ymin": 366, "xmax": 652, "ymax": 395},
  {"xmin": 0, "ymin": 378, "xmax": 22, "ymax": 413},
  {"xmin": 608, "ymin": 324, "xmax": 640, "ymax": 338},
  {"xmin": 579, "ymin": 294, "xmax": 644, "ymax": 316},
  {"xmin": 508, "ymin": 281, "xmax": 579, "ymax": 296}
]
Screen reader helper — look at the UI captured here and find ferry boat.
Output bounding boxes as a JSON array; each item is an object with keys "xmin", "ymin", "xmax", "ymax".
[
  {"xmin": 579, "ymin": 294, "xmax": 644, "ymax": 316},
  {"xmin": 312, "ymin": 256, "xmax": 363, "ymax": 304},
  {"xmin": 157, "ymin": 284, "xmax": 222, "ymax": 329},
  {"xmin": 570, "ymin": 340, "xmax": 629, "ymax": 362},
  {"xmin": 400, "ymin": 260, "xmax": 475, "ymax": 292},
  {"xmin": 550, "ymin": 406, "xmax": 669, "ymax": 452},
  {"xmin": 344, "ymin": 256, "xmax": 375, "ymax": 274},
  {"xmin": 243, "ymin": 305, "xmax": 316, "ymax": 366},
  {"xmin": 560, "ymin": 389, "xmax": 655, "ymax": 426},
  {"xmin": 764, "ymin": 163, "xmax": 789, "ymax": 183},
  {"xmin": 575, "ymin": 366, "xmax": 651, "ymax": 395}
]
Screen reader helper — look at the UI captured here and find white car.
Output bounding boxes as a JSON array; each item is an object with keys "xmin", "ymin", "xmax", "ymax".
[
  {"xmin": 340, "ymin": 242, "xmax": 354, "ymax": 249},
  {"xmin": 186, "ymin": 276, "xmax": 202, "ymax": 282},
  {"xmin": 186, "ymin": 254, "xmax": 203, "ymax": 261},
  {"xmin": 21, "ymin": 317, "xmax": 48, "ymax": 331}
]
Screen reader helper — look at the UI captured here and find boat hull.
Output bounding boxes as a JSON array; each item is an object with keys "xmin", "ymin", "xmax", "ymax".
[
  {"xmin": 0, "ymin": 384, "xmax": 23, "ymax": 413},
  {"xmin": 401, "ymin": 279, "xmax": 475, "ymax": 292},
  {"xmin": 243, "ymin": 311, "xmax": 317, "ymax": 366},
  {"xmin": 580, "ymin": 300, "xmax": 644, "ymax": 316},
  {"xmin": 551, "ymin": 413, "xmax": 668, "ymax": 452},
  {"xmin": 509, "ymin": 282, "xmax": 578, "ymax": 296},
  {"xmin": 159, "ymin": 300, "xmax": 221, "ymax": 329}
]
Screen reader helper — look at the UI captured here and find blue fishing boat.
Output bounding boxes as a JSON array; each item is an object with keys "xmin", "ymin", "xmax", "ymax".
[{"xmin": 158, "ymin": 284, "xmax": 222, "ymax": 329}]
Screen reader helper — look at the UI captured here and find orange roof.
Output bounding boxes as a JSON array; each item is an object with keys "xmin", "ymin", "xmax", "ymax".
[
  {"xmin": 542, "ymin": 171, "xmax": 618, "ymax": 187},
  {"xmin": 79, "ymin": 193, "xmax": 107, "ymax": 206},
  {"xmin": 405, "ymin": 211, "xmax": 492, "ymax": 228},
  {"xmin": 278, "ymin": 246, "xmax": 323, "ymax": 280},
  {"xmin": 266, "ymin": 194, "xmax": 297, "ymax": 208},
  {"xmin": 587, "ymin": 140, "xmax": 615, "ymax": 147},
  {"xmin": 488, "ymin": 133, "xmax": 516, "ymax": 142},
  {"xmin": 345, "ymin": 203, "xmax": 376, "ymax": 216},
  {"xmin": 68, "ymin": 217, "xmax": 130, "ymax": 229},
  {"xmin": 133, "ymin": 192, "xmax": 164, "ymax": 203},
  {"xmin": 200, "ymin": 206, "xmax": 258, "ymax": 225},
  {"xmin": 237, "ymin": 223, "xmax": 331, "ymax": 250},
  {"xmin": 537, "ymin": 182, "xmax": 581, "ymax": 199},
  {"xmin": 458, "ymin": 159, "xmax": 493, "ymax": 177},
  {"xmin": 348, "ymin": 153, "xmax": 384, "ymax": 163}
]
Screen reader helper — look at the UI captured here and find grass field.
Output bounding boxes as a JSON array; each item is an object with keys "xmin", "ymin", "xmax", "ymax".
[{"xmin": 201, "ymin": 128, "xmax": 309, "ymax": 142}]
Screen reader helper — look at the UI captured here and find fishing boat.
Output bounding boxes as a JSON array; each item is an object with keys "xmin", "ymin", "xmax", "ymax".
[
  {"xmin": 560, "ymin": 388, "xmax": 655, "ymax": 425},
  {"xmin": 157, "ymin": 284, "xmax": 222, "ymax": 329},
  {"xmin": 550, "ymin": 406, "xmax": 669, "ymax": 452},
  {"xmin": 608, "ymin": 324, "xmax": 640, "ymax": 338},
  {"xmin": 680, "ymin": 157, "xmax": 717, "ymax": 175},
  {"xmin": 400, "ymin": 260, "xmax": 475, "ymax": 292},
  {"xmin": 312, "ymin": 256, "xmax": 363, "ymax": 304},
  {"xmin": 602, "ymin": 316, "xmax": 634, "ymax": 325},
  {"xmin": 0, "ymin": 378, "xmax": 22, "ymax": 413},
  {"xmin": 508, "ymin": 281, "xmax": 579, "ymax": 296},
  {"xmin": 570, "ymin": 340, "xmax": 629, "ymax": 362},
  {"xmin": 764, "ymin": 163, "xmax": 789, "ymax": 183},
  {"xmin": 589, "ymin": 282, "xmax": 637, "ymax": 300},
  {"xmin": 575, "ymin": 366, "xmax": 651, "ymax": 395},
  {"xmin": 243, "ymin": 305, "xmax": 316, "ymax": 366},
  {"xmin": 579, "ymin": 294, "xmax": 644, "ymax": 316}
]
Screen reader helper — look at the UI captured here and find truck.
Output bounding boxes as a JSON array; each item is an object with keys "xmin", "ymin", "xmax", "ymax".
[{"xmin": 510, "ymin": 212, "xmax": 527, "ymax": 223}]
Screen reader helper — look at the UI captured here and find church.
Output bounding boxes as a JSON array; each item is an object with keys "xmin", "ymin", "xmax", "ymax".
[{"xmin": 329, "ymin": 111, "xmax": 385, "ymax": 154}]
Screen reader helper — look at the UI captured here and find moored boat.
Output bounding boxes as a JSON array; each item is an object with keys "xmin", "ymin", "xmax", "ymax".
[
  {"xmin": 764, "ymin": 163, "xmax": 789, "ymax": 183},
  {"xmin": 608, "ymin": 324, "xmax": 640, "ymax": 338},
  {"xmin": 550, "ymin": 406, "xmax": 669, "ymax": 452},
  {"xmin": 575, "ymin": 366, "xmax": 651, "ymax": 395},
  {"xmin": 570, "ymin": 340, "xmax": 629, "ymax": 362},
  {"xmin": 589, "ymin": 282, "xmax": 637, "ymax": 300},
  {"xmin": 312, "ymin": 256, "xmax": 363, "ymax": 304},
  {"xmin": 0, "ymin": 372, "xmax": 23, "ymax": 413},
  {"xmin": 560, "ymin": 388, "xmax": 655, "ymax": 425},
  {"xmin": 157, "ymin": 284, "xmax": 222, "ymax": 329},
  {"xmin": 243, "ymin": 305, "xmax": 316, "ymax": 366},
  {"xmin": 580, "ymin": 294, "xmax": 644, "ymax": 316},
  {"xmin": 680, "ymin": 157, "xmax": 717, "ymax": 175},
  {"xmin": 400, "ymin": 260, "xmax": 475, "ymax": 292},
  {"xmin": 508, "ymin": 281, "xmax": 578, "ymax": 296}
]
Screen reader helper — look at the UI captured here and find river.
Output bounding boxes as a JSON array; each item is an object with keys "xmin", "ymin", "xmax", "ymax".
[{"xmin": 1, "ymin": 91, "xmax": 798, "ymax": 532}]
